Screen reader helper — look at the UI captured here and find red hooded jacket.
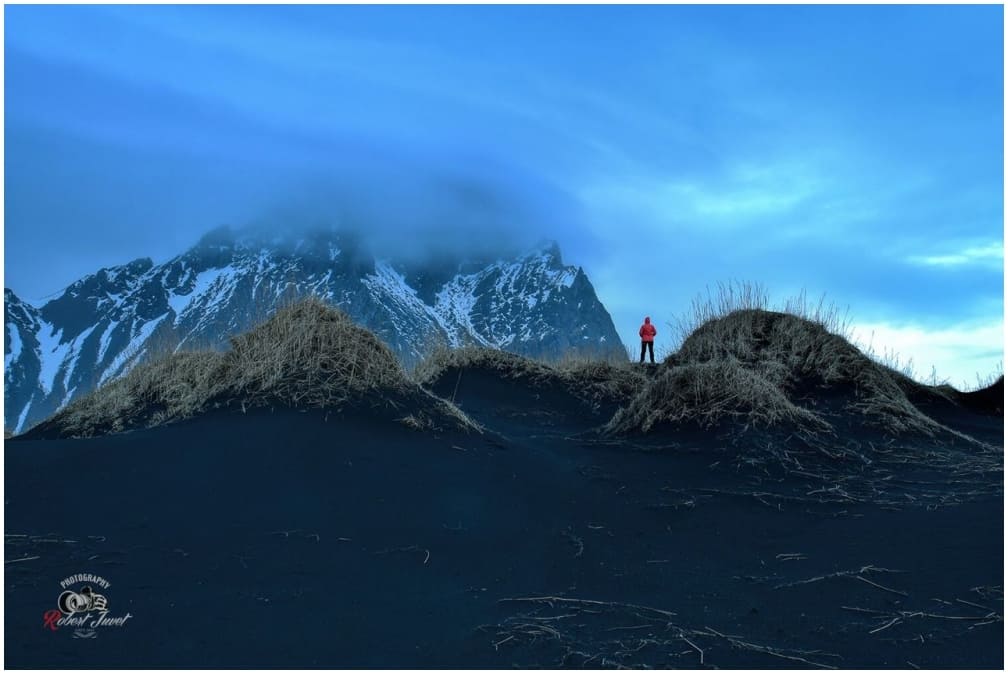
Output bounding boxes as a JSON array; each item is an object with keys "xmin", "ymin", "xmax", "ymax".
[{"xmin": 639, "ymin": 317, "xmax": 656, "ymax": 342}]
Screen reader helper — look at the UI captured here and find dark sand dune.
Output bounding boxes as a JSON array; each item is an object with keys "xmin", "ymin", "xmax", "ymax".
[
  {"xmin": 5, "ymin": 303, "xmax": 1003, "ymax": 668},
  {"xmin": 417, "ymin": 348, "xmax": 649, "ymax": 435},
  {"xmin": 958, "ymin": 376, "xmax": 1004, "ymax": 416},
  {"xmin": 6, "ymin": 409, "xmax": 1002, "ymax": 667},
  {"xmin": 423, "ymin": 364, "xmax": 617, "ymax": 435}
]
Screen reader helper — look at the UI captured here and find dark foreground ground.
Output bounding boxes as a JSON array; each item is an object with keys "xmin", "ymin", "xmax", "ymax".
[{"xmin": 5, "ymin": 373, "xmax": 1004, "ymax": 668}]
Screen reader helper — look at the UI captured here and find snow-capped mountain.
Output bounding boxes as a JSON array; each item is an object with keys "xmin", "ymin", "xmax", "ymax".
[{"xmin": 4, "ymin": 226, "xmax": 623, "ymax": 433}]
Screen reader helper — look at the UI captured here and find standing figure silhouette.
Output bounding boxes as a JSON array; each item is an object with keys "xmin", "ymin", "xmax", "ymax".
[{"xmin": 639, "ymin": 316, "xmax": 656, "ymax": 364}]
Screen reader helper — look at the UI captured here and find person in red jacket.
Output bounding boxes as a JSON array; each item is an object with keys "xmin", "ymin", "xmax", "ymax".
[{"xmin": 639, "ymin": 316, "xmax": 657, "ymax": 363}]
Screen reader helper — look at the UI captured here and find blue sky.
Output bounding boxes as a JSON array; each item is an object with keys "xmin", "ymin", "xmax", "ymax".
[{"xmin": 4, "ymin": 5, "xmax": 1003, "ymax": 386}]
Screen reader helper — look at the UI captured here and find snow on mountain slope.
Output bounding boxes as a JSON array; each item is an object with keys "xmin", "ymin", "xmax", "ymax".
[
  {"xmin": 5, "ymin": 289, "xmax": 45, "ymax": 431},
  {"xmin": 4, "ymin": 226, "xmax": 623, "ymax": 432}
]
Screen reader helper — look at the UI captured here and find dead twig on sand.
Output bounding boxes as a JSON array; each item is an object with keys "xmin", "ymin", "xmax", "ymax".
[
  {"xmin": 701, "ymin": 625, "xmax": 839, "ymax": 669},
  {"xmin": 956, "ymin": 597, "xmax": 993, "ymax": 612},
  {"xmin": 775, "ymin": 564, "xmax": 904, "ymax": 590},
  {"xmin": 843, "ymin": 603, "xmax": 1003, "ymax": 635},
  {"xmin": 971, "ymin": 585, "xmax": 1003, "ymax": 601},
  {"xmin": 856, "ymin": 574, "xmax": 908, "ymax": 597},
  {"xmin": 499, "ymin": 596, "xmax": 677, "ymax": 621},
  {"xmin": 908, "ymin": 611, "xmax": 1000, "ymax": 621},
  {"xmin": 869, "ymin": 617, "xmax": 902, "ymax": 634},
  {"xmin": 492, "ymin": 634, "xmax": 514, "ymax": 650},
  {"xmin": 374, "ymin": 545, "xmax": 430, "ymax": 565},
  {"xmin": 5, "ymin": 555, "xmax": 40, "ymax": 564},
  {"xmin": 269, "ymin": 530, "xmax": 292, "ymax": 537},
  {"xmin": 842, "ymin": 606, "xmax": 890, "ymax": 616},
  {"xmin": 604, "ymin": 624, "xmax": 652, "ymax": 632},
  {"xmin": 682, "ymin": 636, "xmax": 704, "ymax": 665},
  {"xmin": 489, "ymin": 596, "xmax": 840, "ymax": 669},
  {"xmin": 776, "ymin": 552, "xmax": 807, "ymax": 561}
]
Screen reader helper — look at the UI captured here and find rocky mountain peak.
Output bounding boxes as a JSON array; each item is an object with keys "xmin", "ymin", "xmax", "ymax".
[{"xmin": 4, "ymin": 226, "xmax": 623, "ymax": 433}]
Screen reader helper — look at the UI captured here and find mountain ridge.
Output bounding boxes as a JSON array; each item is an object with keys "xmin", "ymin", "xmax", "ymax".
[{"xmin": 4, "ymin": 225, "xmax": 623, "ymax": 433}]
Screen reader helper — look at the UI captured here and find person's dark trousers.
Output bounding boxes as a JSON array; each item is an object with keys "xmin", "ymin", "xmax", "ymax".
[{"xmin": 640, "ymin": 341, "xmax": 654, "ymax": 364}]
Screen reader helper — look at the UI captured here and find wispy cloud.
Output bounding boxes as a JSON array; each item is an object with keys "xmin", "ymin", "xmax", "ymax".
[
  {"xmin": 849, "ymin": 319, "xmax": 1003, "ymax": 388},
  {"xmin": 582, "ymin": 159, "xmax": 827, "ymax": 233},
  {"xmin": 905, "ymin": 241, "xmax": 1003, "ymax": 269},
  {"xmin": 665, "ymin": 178, "xmax": 814, "ymax": 220}
]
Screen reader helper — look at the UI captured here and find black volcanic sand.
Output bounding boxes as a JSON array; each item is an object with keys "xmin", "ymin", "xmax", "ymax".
[{"xmin": 5, "ymin": 376, "xmax": 1004, "ymax": 668}]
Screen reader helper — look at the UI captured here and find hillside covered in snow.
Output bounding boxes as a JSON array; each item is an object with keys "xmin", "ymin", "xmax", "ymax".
[{"xmin": 4, "ymin": 226, "xmax": 623, "ymax": 433}]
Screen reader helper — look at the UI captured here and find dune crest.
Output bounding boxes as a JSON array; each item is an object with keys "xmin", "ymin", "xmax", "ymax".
[{"xmin": 28, "ymin": 298, "xmax": 478, "ymax": 438}]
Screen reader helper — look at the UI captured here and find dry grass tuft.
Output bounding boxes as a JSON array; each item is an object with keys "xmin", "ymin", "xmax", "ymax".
[
  {"xmin": 671, "ymin": 282, "xmax": 853, "ymax": 348},
  {"xmin": 222, "ymin": 296, "xmax": 406, "ymax": 400},
  {"xmin": 608, "ymin": 282, "xmax": 956, "ymax": 437},
  {"xmin": 605, "ymin": 359, "xmax": 830, "ymax": 435},
  {"xmin": 413, "ymin": 344, "xmax": 552, "ymax": 385},
  {"xmin": 40, "ymin": 298, "xmax": 478, "ymax": 437},
  {"xmin": 969, "ymin": 364, "xmax": 1004, "ymax": 393},
  {"xmin": 673, "ymin": 308, "xmax": 941, "ymax": 435}
]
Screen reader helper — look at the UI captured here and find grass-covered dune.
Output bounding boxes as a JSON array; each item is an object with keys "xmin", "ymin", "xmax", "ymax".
[
  {"xmin": 607, "ymin": 283, "xmax": 1000, "ymax": 440},
  {"xmin": 412, "ymin": 285, "xmax": 1001, "ymax": 501},
  {"xmin": 24, "ymin": 287, "xmax": 1002, "ymax": 449},
  {"xmin": 26, "ymin": 298, "xmax": 479, "ymax": 439},
  {"xmin": 418, "ymin": 285, "xmax": 1000, "ymax": 446},
  {"xmin": 609, "ymin": 307, "xmax": 949, "ymax": 437}
]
